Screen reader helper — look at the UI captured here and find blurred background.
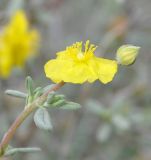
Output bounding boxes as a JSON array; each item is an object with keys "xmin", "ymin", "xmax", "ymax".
[{"xmin": 0, "ymin": 0, "xmax": 151, "ymax": 160}]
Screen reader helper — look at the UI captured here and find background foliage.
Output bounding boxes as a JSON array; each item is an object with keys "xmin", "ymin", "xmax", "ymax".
[{"xmin": 0, "ymin": 0, "xmax": 150, "ymax": 160}]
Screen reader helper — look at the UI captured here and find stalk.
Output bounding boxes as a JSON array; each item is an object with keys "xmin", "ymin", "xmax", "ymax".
[{"xmin": 0, "ymin": 81, "xmax": 65, "ymax": 157}]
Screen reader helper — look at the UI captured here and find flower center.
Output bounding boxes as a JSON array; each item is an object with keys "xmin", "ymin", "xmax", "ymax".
[
  {"xmin": 66, "ymin": 40, "xmax": 97, "ymax": 62},
  {"xmin": 77, "ymin": 52, "xmax": 85, "ymax": 60}
]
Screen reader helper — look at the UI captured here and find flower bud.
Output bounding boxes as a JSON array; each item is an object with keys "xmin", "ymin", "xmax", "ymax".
[{"xmin": 116, "ymin": 45, "xmax": 140, "ymax": 65}]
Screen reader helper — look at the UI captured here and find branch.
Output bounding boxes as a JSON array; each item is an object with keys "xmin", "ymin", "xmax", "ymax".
[{"xmin": 0, "ymin": 81, "xmax": 65, "ymax": 157}]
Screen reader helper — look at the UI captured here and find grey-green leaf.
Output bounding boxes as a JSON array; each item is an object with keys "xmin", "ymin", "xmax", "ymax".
[
  {"xmin": 5, "ymin": 90, "xmax": 27, "ymax": 99},
  {"xmin": 26, "ymin": 76, "xmax": 34, "ymax": 96},
  {"xmin": 34, "ymin": 90, "xmax": 43, "ymax": 99},
  {"xmin": 34, "ymin": 108, "xmax": 53, "ymax": 131},
  {"xmin": 52, "ymin": 99, "xmax": 66, "ymax": 107},
  {"xmin": 86, "ymin": 100, "xmax": 105, "ymax": 115},
  {"xmin": 34, "ymin": 87, "xmax": 43, "ymax": 94},
  {"xmin": 47, "ymin": 92, "xmax": 55, "ymax": 104},
  {"xmin": 4, "ymin": 147, "xmax": 41, "ymax": 156},
  {"xmin": 60, "ymin": 102, "xmax": 81, "ymax": 110}
]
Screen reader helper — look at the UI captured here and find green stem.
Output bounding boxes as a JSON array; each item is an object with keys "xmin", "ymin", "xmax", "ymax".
[{"xmin": 0, "ymin": 81, "xmax": 65, "ymax": 157}]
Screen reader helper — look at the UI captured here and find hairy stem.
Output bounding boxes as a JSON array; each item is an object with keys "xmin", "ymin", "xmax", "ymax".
[{"xmin": 0, "ymin": 81, "xmax": 65, "ymax": 157}]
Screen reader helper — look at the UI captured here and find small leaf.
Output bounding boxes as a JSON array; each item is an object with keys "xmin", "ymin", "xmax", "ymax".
[
  {"xmin": 51, "ymin": 99, "xmax": 66, "ymax": 107},
  {"xmin": 4, "ymin": 147, "xmax": 41, "ymax": 156},
  {"xmin": 47, "ymin": 94, "xmax": 65, "ymax": 105},
  {"xmin": 112, "ymin": 115, "xmax": 130, "ymax": 131},
  {"xmin": 5, "ymin": 90, "xmax": 27, "ymax": 99},
  {"xmin": 97, "ymin": 124, "xmax": 112, "ymax": 142},
  {"xmin": 34, "ymin": 87, "xmax": 43, "ymax": 94},
  {"xmin": 34, "ymin": 90, "xmax": 43, "ymax": 99},
  {"xmin": 86, "ymin": 100, "xmax": 105, "ymax": 115},
  {"xmin": 49, "ymin": 96, "xmax": 62, "ymax": 104},
  {"xmin": 60, "ymin": 102, "xmax": 81, "ymax": 110},
  {"xmin": 26, "ymin": 76, "xmax": 34, "ymax": 96},
  {"xmin": 47, "ymin": 92, "xmax": 55, "ymax": 104},
  {"xmin": 34, "ymin": 108, "xmax": 53, "ymax": 131},
  {"xmin": 55, "ymin": 94, "xmax": 65, "ymax": 99}
]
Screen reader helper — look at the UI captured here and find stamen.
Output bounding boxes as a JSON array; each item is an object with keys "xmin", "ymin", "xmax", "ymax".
[
  {"xmin": 77, "ymin": 52, "xmax": 84, "ymax": 59},
  {"xmin": 66, "ymin": 41, "xmax": 97, "ymax": 61},
  {"xmin": 85, "ymin": 40, "xmax": 90, "ymax": 53}
]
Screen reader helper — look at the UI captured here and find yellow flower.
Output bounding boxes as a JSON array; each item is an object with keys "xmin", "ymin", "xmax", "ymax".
[
  {"xmin": 0, "ymin": 39, "xmax": 12, "ymax": 77},
  {"xmin": 0, "ymin": 10, "xmax": 39, "ymax": 78},
  {"xmin": 45, "ymin": 41, "xmax": 118, "ymax": 84}
]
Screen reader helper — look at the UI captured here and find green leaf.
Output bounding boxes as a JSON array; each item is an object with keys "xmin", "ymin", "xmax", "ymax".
[
  {"xmin": 51, "ymin": 99, "xmax": 66, "ymax": 107},
  {"xmin": 26, "ymin": 76, "xmax": 34, "ymax": 97},
  {"xmin": 55, "ymin": 94, "xmax": 65, "ymax": 99},
  {"xmin": 112, "ymin": 115, "xmax": 130, "ymax": 131},
  {"xmin": 60, "ymin": 102, "xmax": 81, "ymax": 110},
  {"xmin": 34, "ymin": 108, "xmax": 53, "ymax": 131},
  {"xmin": 47, "ymin": 94, "xmax": 65, "ymax": 105},
  {"xmin": 34, "ymin": 88, "xmax": 43, "ymax": 99},
  {"xmin": 5, "ymin": 90, "xmax": 27, "ymax": 99},
  {"xmin": 47, "ymin": 92, "xmax": 55, "ymax": 104},
  {"xmin": 34, "ymin": 87, "xmax": 43, "ymax": 94},
  {"xmin": 4, "ymin": 147, "xmax": 41, "ymax": 156},
  {"xmin": 86, "ymin": 100, "xmax": 105, "ymax": 115},
  {"xmin": 97, "ymin": 124, "xmax": 112, "ymax": 142}
]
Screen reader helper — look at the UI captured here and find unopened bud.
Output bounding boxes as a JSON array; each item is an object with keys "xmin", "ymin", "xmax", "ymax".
[{"xmin": 116, "ymin": 45, "xmax": 140, "ymax": 65}]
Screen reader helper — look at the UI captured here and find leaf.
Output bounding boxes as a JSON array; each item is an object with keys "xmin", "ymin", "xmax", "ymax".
[
  {"xmin": 112, "ymin": 115, "xmax": 130, "ymax": 131},
  {"xmin": 86, "ymin": 100, "xmax": 105, "ymax": 115},
  {"xmin": 47, "ymin": 92, "xmax": 55, "ymax": 104},
  {"xmin": 34, "ymin": 91, "xmax": 42, "ymax": 99},
  {"xmin": 51, "ymin": 99, "xmax": 66, "ymax": 107},
  {"xmin": 4, "ymin": 147, "xmax": 41, "ymax": 156},
  {"xmin": 5, "ymin": 90, "xmax": 27, "ymax": 99},
  {"xmin": 97, "ymin": 124, "xmax": 112, "ymax": 142},
  {"xmin": 34, "ymin": 108, "xmax": 53, "ymax": 131},
  {"xmin": 44, "ymin": 99, "xmax": 66, "ymax": 108},
  {"xmin": 48, "ymin": 94, "xmax": 64, "ymax": 105},
  {"xmin": 34, "ymin": 87, "xmax": 43, "ymax": 94},
  {"xmin": 60, "ymin": 102, "xmax": 81, "ymax": 110},
  {"xmin": 26, "ymin": 76, "xmax": 34, "ymax": 97},
  {"xmin": 55, "ymin": 94, "xmax": 65, "ymax": 99}
]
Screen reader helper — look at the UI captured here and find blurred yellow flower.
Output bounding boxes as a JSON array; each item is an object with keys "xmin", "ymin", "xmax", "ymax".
[
  {"xmin": 45, "ymin": 41, "xmax": 118, "ymax": 84},
  {"xmin": 0, "ymin": 10, "xmax": 39, "ymax": 78},
  {"xmin": 0, "ymin": 39, "xmax": 12, "ymax": 77}
]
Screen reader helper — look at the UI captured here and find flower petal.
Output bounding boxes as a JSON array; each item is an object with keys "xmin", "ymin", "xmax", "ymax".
[
  {"xmin": 62, "ymin": 63, "xmax": 97, "ymax": 83},
  {"xmin": 44, "ymin": 59, "xmax": 97, "ymax": 84},
  {"xmin": 56, "ymin": 50, "xmax": 77, "ymax": 61},
  {"xmin": 44, "ymin": 59, "xmax": 71, "ymax": 83},
  {"xmin": 56, "ymin": 51, "xmax": 70, "ymax": 60},
  {"xmin": 0, "ymin": 42, "xmax": 12, "ymax": 78},
  {"xmin": 89, "ymin": 57, "xmax": 118, "ymax": 84},
  {"xmin": 10, "ymin": 10, "xmax": 28, "ymax": 32},
  {"xmin": 44, "ymin": 41, "xmax": 119, "ymax": 84}
]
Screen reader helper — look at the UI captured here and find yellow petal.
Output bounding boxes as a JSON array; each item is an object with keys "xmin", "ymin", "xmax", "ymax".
[
  {"xmin": 0, "ymin": 43, "xmax": 12, "ymax": 78},
  {"xmin": 44, "ymin": 59, "xmax": 97, "ymax": 84},
  {"xmin": 89, "ymin": 57, "xmax": 118, "ymax": 84},
  {"xmin": 44, "ymin": 59, "xmax": 73, "ymax": 83},
  {"xmin": 62, "ymin": 63, "xmax": 97, "ymax": 83},
  {"xmin": 56, "ymin": 50, "xmax": 77, "ymax": 61},
  {"xmin": 56, "ymin": 51, "xmax": 70, "ymax": 60},
  {"xmin": 44, "ymin": 41, "xmax": 119, "ymax": 84},
  {"xmin": 10, "ymin": 10, "xmax": 28, "ymax": 32}
]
